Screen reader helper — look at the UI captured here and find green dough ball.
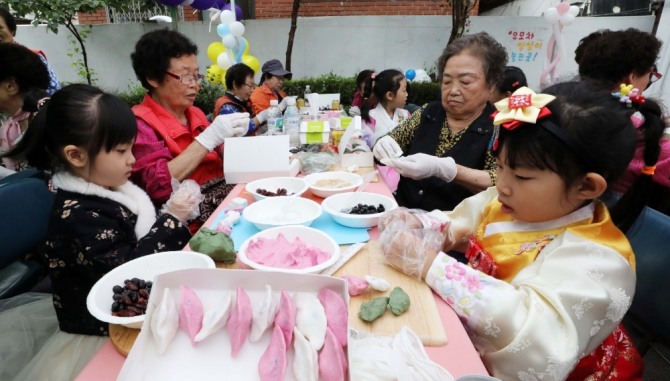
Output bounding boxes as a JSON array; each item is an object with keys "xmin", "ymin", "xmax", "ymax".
[
  {"xmin": 189, "ymin": 227, "xmax": 236, "ymax": 264},
  {"xmin": 358, "ymin": 297, "xmax": 389, "ymax": 322},
  {"xmin": 388, "ymin": 287, "xmax": 410, "ymax": 316}
]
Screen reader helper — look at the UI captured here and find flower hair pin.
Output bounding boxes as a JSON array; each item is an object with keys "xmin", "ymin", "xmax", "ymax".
[
  {"xmin": 489, "ymin": 87, "xmax": 556, "ymax": 150},
  {"xmin": 370, "ymin": 72, "xmax": 377, "ymax": 80},
  {"xmin": 612, "ymin": 84, "xmax": 645, "ymax": 107}
]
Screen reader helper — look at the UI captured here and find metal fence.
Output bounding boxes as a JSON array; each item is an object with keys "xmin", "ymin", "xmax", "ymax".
[{"xmin": 107, "ymin": 0, "xmax": 185, "ymax": 24}]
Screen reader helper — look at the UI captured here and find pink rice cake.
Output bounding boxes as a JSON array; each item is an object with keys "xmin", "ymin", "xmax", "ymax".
[
  {"xmin": 258, "ymin": 324, "xmax": 287, "ymax": 381},
  {"xmin": 246, "ymin": 233, "xmax": 331, "ymax": 269},
  {"xmin": 228, "ymin": 286, "xmax": 252, "ymax": 357},
  {"xmin": 318, "ymin": 327, "xmax": 348, "ymax": 381},
  {"xmin": 339, "ymin": 275, "xmax": 369, "ymax": 296},
  {"xmin": 178, "ymin": 285, "xmax": 204, "ymax": 346},
  {"xmin": 274, "ymin": 290, "xmax": 296, "ymax": 346},
  {"xmin": 317, "ymin": 288, "xmax": 349, "ymax": 348}
]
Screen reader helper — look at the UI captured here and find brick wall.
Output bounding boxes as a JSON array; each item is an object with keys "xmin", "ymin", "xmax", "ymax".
[
  {"xmin": 255, "ymin": 0, "xmax": 479, "ymax": 19},
  {"xmin": 77, "ymin": 6, "xmax": 201, "ymax": 24}
]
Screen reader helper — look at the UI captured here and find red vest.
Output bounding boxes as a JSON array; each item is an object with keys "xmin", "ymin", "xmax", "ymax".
[
  {"xmin": 213, "ymin": 94, "xmax": 253, "ymax": 118},
  {"xmin": 132, "ymin": 94, "xmax": 223, "ymax": 185}
]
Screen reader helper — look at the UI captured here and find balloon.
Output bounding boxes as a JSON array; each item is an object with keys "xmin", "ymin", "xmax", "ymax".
[
  {"xmin": 158, "ymin": 0, "xmax": 184, "ymax": 5},
  {"xmin": 222, "ymin": 34, "xmax": 237, "ymax": 49},
  {"xmin": 217, "ymin": 52, "xmax": 233, "ymax": 70},
  {"xmin": 242, "ymin": 37, "xmax": 250, "ymax": 56},
  {"xmin": 207, "ymin": 41, "xmax": 226, "ymax": 64},
  {"xmin": 221, "ymin": 69, "xmax": 228, "ymax": 87},
  {"xmin": 543, "ymin": 8, "xmax": 559, "ymax": 24},
  {"xmin": 212, "ymin": 0, "xmax": 226, "ymax": 9},
  {"xmin": 242, "ymin": 55, "xmax": 261, "ymax": 74},
  {"xmin": 568, "ymin": 5, "xmax": 580, "ymax": 16},
  {"xmin": 556, "ymin": 1, "xmax": 570, "ymax": 15},
  {"xmin": 182, "ymin": 0, "xmax": 195, "ymax": 5},
  {"xmin": 190, "ymin": 0, "xmax": 216, "ymax": 10},
  {"xmin": 229, "ymin": 21, "xmax": 245, "ymax": 37},
  {"xmin": 223, "ymin": 4, "xmax": 243, "ymax": 21},
  {"xmin": 217, "ymin": 23, "xmax": 230, "ymax": 37},
  {"xmin": 414, "ymin": 69, "xmax": 431, "ymax": 82},
  {"xmin": 206, "ymin": 64, "xmax": 225, "ymax": 84},
  {"xmin": 405, "ymin": 69, "xmax": 416, "ymax": 81},
  {"xmin": 560, "ymin": 13, "xmax": 575, "ymax": 25},
  {"xmin": 220, "ymin": 10, "xmax": 235, "ymax": 24}
]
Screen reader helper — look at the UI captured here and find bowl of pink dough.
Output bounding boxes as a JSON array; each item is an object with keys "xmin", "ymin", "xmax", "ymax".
[{"xmin": 237, "ymin": 225, "xmax": 340, "ymax": 274}]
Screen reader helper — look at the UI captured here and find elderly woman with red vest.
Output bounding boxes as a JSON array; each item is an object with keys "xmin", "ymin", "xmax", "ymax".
[
  {"xmin": 130, "ymin": 29, "xmax": 249, "ymax": 231},
  {"xmin": 213, "ymin": 63, "xmax": 269, "ymax": 135}
]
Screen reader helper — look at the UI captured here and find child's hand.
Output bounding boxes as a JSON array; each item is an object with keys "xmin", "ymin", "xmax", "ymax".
[
  {"xmin": 161, "ymin": 179, "xmax": 203, "ymax": 224},
  {"xmin": 378, "ymin": 207, "xmax": 423, "ymax": 231},
  {"xmin": 379, "ymin": 226, "xmax": 443, "ymax": 279}
]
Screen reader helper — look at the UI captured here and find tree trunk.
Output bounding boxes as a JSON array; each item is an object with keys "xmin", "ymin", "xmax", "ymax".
[
  {"xmin": 285, "ymin": 0, "xmax": 301, "ymax": 71},
  {"xmin": 448, "ymin": 0, "xmax": 475, "ymax": 45},
  {"xmin": 65, "ymin": 21, "xmax": 93, "ymax": 85}
]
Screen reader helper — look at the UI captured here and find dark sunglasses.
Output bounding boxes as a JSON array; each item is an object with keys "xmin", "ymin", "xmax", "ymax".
[{"xmin": 646, "ymin": 65, "xmax": 662, "ymax": 90}]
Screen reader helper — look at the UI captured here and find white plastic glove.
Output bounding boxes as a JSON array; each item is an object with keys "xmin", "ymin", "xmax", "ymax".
[
  {"xmin": 383, "ymin": 153, "xmax": 457, "ymax": 182},
  {"xmin": 161, "ymin": 179, "xmax": 204, "ymax": 224},
  {"xmin": 348, "ymin": 106, "xmax": 361, "ymax": 117},
  {"xmin": 372, "ymin": 135, "xmax": 403, "ymax": 161},
  {"xmin": 195, "ymin": 112, "xmax": 250, "ymax": 151},
  {"xmin": 278, "ymin": 97, "xmax": 289, "ymax": 112},
  {"xmin": 255, "ymin": 109, "xmax": 269, "ymax": 124}
]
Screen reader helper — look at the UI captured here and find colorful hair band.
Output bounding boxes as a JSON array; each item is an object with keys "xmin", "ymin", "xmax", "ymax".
[
  {"xmin": 641, "ymin": 165, "xmax": 656, "ymax": 176},
  {"xmin": 612, "ymin": 84, "xmax": 645, "ymax": 107}
]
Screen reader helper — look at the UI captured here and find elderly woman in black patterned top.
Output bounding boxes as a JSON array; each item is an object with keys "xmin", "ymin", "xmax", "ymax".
[{"xmin": 374, "ymin": 32, "xmax": 507, "ymax": 212}]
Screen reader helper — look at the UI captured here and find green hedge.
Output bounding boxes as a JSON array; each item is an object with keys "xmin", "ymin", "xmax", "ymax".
[{"xmin": 115, "ymin": 74, "xmax": 441, "ymax": 115}]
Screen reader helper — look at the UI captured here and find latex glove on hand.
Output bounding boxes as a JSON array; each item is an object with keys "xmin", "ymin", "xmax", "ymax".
[
  {"xmin": 278, "ymin": 97, "xmax": 289, "ymax": 112},
  {"xmin": 195, "ymin": 112, "xmax": 250, "ymax": 151},
  {"xmin": 383, "ymin": 153, "xmax": 457, "ymax": 182},
  {"xmin": 379, "ymin": 224, "xmax": 444, "ymax": 279},
  {"xmin": 372, "ymin": 135, "xmax": 403, "ymax": 161},
  {"xmin": 348, "ymin": 106, "xmax": 361, "ymax": 117},
  {"xmin": 255, "ymin": 109, "xmax": 269, "ymax": 124},
  {"xmin": 162, "ymin": 179, "xmax": 203, "ymax": 224}
]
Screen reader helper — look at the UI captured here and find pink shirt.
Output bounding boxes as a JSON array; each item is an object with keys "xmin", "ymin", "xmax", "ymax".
[
  {"xmin": 612, "ymin": 134, "xmax": 670, "ymax": 195},
  {"xmin": 131, "ymin": 119, "xmax": 174, "ymax": 205}
]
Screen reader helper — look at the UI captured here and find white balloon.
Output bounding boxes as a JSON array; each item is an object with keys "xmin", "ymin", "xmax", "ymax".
[
  {"xmin": 217, "ymin": 52, "xmax": 233, "ymax": 70},
  {"xmin": 543, "ymin": 8, "xmax": 560, "ymax": 24},
  {"xmin": 229, "ymin": 21, "xmax": 245, "ymax": 37},
  {"xmin": 222, "ymin": 34, "xmax": 237, "ymax": 49},
  {"xmin": 568, "ymin": 5, "xmax": 580, "ymax": 16},
  {"xmin": 560, "ymin": 13, "xmax": 575, "ymax": 25},
  {"xmin": 413, "ymin": 69, "xmax": 431, "ymax": 83},
  {"xmin": 220, "ymin": 10, "xmax": 235, "ymax": 25}
]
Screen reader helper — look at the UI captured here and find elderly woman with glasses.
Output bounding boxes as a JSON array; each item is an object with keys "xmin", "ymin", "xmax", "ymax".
[
  {"xmin": 250, "ymin": 59, "xmax": 292, "ymax": 115},
  {"xmin": 130, "ymin": 29, "xmax": 250, "ymax": 232},
  {"xmin": 575, "ymin": 27, "xmax": 670, "ymax": 231},
  {"xmin": 213, "ymin": 63, "xmax": 268, "ymax": 136}
]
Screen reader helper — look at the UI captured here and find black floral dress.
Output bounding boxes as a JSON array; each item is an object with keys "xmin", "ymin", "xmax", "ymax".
[{"xmin": 40, "ymin": 173, "xmax": 191, "ymax": 336}]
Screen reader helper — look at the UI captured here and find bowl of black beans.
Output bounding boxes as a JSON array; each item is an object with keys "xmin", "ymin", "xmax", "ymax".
[
  {"xmin": 321, "ymin": 191, "xmax": 398, "ymax": 228},
  {"xmin": 86, "ymin": 251, "xmax": 216, "ymax": 328}
]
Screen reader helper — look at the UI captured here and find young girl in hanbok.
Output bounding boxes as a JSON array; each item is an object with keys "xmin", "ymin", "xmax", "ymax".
[
  {"xmin": 0, "ymin": 84, "xmax": 198, "ymax": 380},
  {"xmin": 379, "ymin": 81, "xmax": 643, "ymax": 380}
]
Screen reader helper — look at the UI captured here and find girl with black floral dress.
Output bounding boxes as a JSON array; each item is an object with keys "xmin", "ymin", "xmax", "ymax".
[{"xmin": 0, "ymin": 84, "xmax": 199, "ymax": 380}]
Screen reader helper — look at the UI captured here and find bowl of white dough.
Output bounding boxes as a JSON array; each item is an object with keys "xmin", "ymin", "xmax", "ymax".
[
  {"xmin": 245, "ymin": 176, "xmax": 308, "ymax": 201},
  {"xmin": 238, "ymin": 225, "xmax": 340, "ymax": 274},
  {"xmin": 243, "ymin": 196, "xmax": 322, "ymax": 231},
  {"xmin": 303, "ymin": 171, "xmax": 363, "ymax": 198},
  {"xmin": 86, "ymin": 251, "xmax": 216, "ymax": 329},
  {"xmin": 322, "ymin": 191, "xmax": 398, "ymax": 228}
]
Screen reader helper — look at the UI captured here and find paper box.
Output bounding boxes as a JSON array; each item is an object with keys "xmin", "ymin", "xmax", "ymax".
[
  {"xmin": 300, "ymin": 120, "xmax": 331, "ymax": 144},
  {"xmin": 339, "ymin": 116, "xmax": 374, "ymax": 168},
  {"xmin": 118, "ymin": 268, "xmax": 350, "ymax": 381},
  {"xmin": 223, "ymin": 135, "xmax": 300, "ymax": 184}
]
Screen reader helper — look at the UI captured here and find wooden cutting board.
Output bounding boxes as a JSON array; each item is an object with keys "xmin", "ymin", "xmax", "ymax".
[
  {"xmin": 109, "ymin": 323, "xmax": 139, "ymax": 357},
  {"xmin": 334, "ymin": 240, "xmax": 448, "ymax": 346}
]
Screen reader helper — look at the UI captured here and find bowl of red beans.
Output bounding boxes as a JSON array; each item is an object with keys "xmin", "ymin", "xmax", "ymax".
[{"xmin": 245, "ymin": 176, "xmax": 308, "ymax": 201}]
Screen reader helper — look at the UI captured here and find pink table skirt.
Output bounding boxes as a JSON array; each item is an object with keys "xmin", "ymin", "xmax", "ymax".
[{"xmin": 76, "ymin": 180, "xmax": 489, "ymax": 380}]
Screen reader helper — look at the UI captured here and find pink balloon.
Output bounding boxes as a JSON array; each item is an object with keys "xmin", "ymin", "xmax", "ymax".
[{"xmin": 556, "ymin": 1, "xmax": 570, "ymax": 15}]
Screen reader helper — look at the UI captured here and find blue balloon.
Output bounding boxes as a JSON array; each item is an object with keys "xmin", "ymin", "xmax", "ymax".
[
  {"xmin": 405, "ymin": 69, "xmax": 416, "ymax": 81},
  {"xmin": 217, "ymin": 23, "xmax": 230, "ymax": 37}
]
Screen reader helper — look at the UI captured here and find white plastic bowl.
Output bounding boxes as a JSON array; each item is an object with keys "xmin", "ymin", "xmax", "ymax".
[
  {"xmin": 245, "ymin": 176, "xmax": 308, "ymax": 201},
  {"xmin": 303, "ymin": 171, "xmax": 363, "ymax": 198},
  {"xmin": 238, "ymin": 225, "xmax": 340, "ymax": 274},
  {"xmin": 322, "ymin": 191, "xmax": 398, "ymax": 228},
  {"xmin": 242, "ymin": 196, "xmax": 322, "ymax": 230},
  {"xmin": 86, "ymin": 251, "xmax": 215, "ymax": 329}
]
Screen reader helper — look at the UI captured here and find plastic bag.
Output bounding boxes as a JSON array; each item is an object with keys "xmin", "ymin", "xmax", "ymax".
[
  {"xmin": 297, "ymin": 151, "xmax": 337, "ymax": 175},
  {"xmin": 160, "ymin": 179, "xmax": 204, "ymax": 223}
]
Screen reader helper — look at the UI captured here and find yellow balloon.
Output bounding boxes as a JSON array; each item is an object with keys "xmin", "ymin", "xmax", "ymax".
[
  {"xmin": 207, "ymin": 42, "xmax": 226, "ymax": 64},
  {"xmin": 206, "ymin": 64, "xmax": 225, "ymax": 84},
  {"xmin": 220, "ymin": 69, "xmax": 228, "ymax": 88},
  {"xmin": 242, "ymin": 55, "xmax": 260, "ymax": 75},
  {"xmin": 243, "ymin": 37, "xmax": 250, "ymax": 56}
]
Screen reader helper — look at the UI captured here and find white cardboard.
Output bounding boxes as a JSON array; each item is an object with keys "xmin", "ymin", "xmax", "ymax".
[
  {"xmin": 118, "ymin": 268, "xmax": 350, "ymax": 381},
  {"xmin": 224, "ymin": 135, "xmax": 300, "ymax": 184}
]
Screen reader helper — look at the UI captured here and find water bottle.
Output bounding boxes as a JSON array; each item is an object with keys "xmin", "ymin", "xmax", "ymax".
[
  {"xmin": 304, "ymin": 85, "xmax": 312, "ymax": 107},
  {"xmin": 283, "ymin": 98, "xmax": 301, "ymax": 147},
  {"xmin": 266, "ymin": 99, "xmax": 283, "ymax": 135}
]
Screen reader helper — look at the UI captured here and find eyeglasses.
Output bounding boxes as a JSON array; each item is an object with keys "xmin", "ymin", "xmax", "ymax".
[
  {"xmin": 647, "ymin": 65, "xmax": 662, "ymax": 89},
  {"xmin": 243, "ymin": 82, "xmax": 256, "ymax": 90},
  {"xmin": 166, "ymin": 71, "xmax": 205, "ymax": 85}
]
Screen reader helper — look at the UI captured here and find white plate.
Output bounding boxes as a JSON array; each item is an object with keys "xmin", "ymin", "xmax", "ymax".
[
  {"xmin": 118, "ymin": 269, "xmax": 349, "ymax": 381},
  {"xmin": 86, "ymin": 251, "xmax": 215, "ymax": 329}
]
